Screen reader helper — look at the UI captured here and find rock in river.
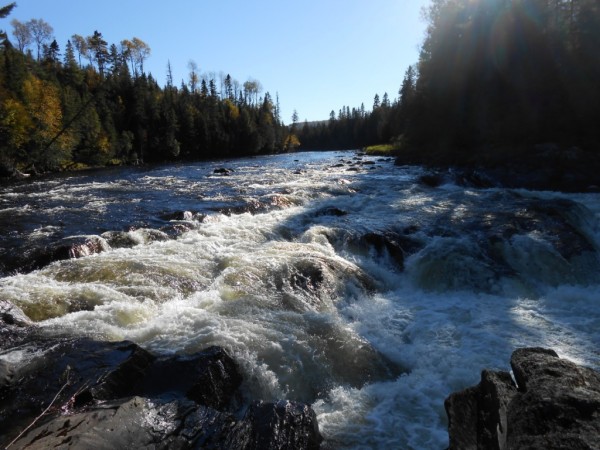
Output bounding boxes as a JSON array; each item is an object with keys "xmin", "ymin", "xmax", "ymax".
[{"xmin": 0, "ymin": 328, "xmax": 322, "ymax": 449}]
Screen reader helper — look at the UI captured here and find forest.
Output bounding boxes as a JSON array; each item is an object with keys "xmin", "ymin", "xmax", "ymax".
[
  {"xmin": 299, "ymin": 0, "xmax": 600, "ymax": 165},
  {"xmin": 1, "ymin": 0, "xmax": 600, "ymax": 174},
  {"xmin": 0, "ymin": 2, "xmax": 293, "ymax": 175}
]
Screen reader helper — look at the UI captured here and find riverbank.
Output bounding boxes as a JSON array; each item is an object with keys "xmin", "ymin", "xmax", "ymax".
[{"xmin": 395, "ymin": 142, "xmax": 600, "ymax": 192}]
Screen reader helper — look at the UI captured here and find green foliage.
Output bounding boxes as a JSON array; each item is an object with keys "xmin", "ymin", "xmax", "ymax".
[
  {"xmin": 0, "ymin": 3, "xmax": 15, "ymax": 19},
  {"xmin": 0, "ymin": 18, "xmax": 287, "ymax": 173},
  {"xmin": 364, "ymin": 143, "xmax": 400, "ymax": 156}
]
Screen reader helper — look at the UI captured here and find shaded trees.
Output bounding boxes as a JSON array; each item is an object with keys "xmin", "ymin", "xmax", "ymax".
[{"xmin": 408, "ymin": 0, "xmax": 600, "ymax": 160}]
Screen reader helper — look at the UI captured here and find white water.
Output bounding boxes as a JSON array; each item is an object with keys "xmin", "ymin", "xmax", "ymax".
[{"xmin": 1, "ymin": 151, "xmax": 600, "ymax": 449}]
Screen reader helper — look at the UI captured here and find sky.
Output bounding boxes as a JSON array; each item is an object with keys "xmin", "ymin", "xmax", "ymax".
[{"xmin": 4, "ymin": 0, "xmax": 430, "ymax": 124}]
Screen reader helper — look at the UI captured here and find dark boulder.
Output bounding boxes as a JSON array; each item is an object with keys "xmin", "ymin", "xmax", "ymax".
[
  {"xmin": 138, "ymin": 346, "xmax": 243, "ymax": 410},
  {"xmin": 445, "ymin": 348, "xmax": 600, "ymax": 449},
  {"xmin": 8, "ymin": 396, "xmax": 236, "ymax": 450},
  {"xmin": 0, "ymin": 300, "xmax": 32, "ymax": 329},
  {"xmin": 100, "ymin": 230, "xmax": 145, "ymax": 248},
  {"xmin": 231, "ymin": 400, "xmax": 322, "ymax": 450},
  {"xmin": 0, "ymin": 332, "xmax": 321, "ymax": 449},
  {"xmin": 353, "ymin": 231, "xmax": 423, "ymax": 271},
  {"xmin": 22, "ymin": 235, "xmax": 110, "ymax": 271},
  {"xmin": 159, "ymin": 210, "xmax": 204, "ymax": 222},
  {"xmin": 213, "ymin": 167, "xmax": 234, "ymax": 175},
  {"xmin": 418, "ymin": 172, "xmax": 446, "ymax": 188},
  {"xmin": 454, "ymin": 169, "xmax": 497, "ymax": 188},
  {"xmin": 0, "ymin": 338, "xmax": 156, "ymax": 440},
  {"xmin": 313, "ymin": 206, "xmax": 348, "ymax": 217},
  {"xmin": 10, "ymin": 397, "xmax": 323, "ymax": 450}
]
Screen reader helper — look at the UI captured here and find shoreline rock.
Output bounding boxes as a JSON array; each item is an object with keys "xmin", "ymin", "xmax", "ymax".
[
  {"xmin": 0, "ymin": 311, "xmax": 322, "ymax": 449},
  {"xmin": 445, "ymin": 348, "xmax": 600, "ymax": 449}
]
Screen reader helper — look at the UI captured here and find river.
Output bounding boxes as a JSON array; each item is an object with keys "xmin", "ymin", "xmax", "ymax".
[{"xmin": 1, "ymin": 150, "xmax": 599, "ymax": 449}]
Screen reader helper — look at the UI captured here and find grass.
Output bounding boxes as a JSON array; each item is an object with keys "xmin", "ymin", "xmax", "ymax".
[{"xmin": 364, "ymin": 143, "xmax": 401, "ymax": 156}]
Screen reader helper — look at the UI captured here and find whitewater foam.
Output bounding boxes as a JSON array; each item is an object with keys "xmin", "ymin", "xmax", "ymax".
[{"xmin": 1, "ymin": 152, "xmax": 600, "ymax": 449}]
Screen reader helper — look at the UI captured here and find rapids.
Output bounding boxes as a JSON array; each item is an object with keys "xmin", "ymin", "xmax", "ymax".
[{"xmin": 1, "ymin": 151, "xmax": 600, "ymax": 449}]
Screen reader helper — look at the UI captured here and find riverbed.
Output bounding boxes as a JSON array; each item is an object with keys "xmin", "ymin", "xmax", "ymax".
[{"xmin": 1, "ymin": 151, "xmax": 599, "ymax": 449}]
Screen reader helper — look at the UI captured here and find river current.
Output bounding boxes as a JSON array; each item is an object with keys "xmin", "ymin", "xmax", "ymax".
[{"xmin": 1, "ymin": 151, "xmax": 600, "ymax": 449}]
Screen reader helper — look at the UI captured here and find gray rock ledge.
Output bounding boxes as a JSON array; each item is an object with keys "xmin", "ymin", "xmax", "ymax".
[{"xmin": 445, "ymin": 347, "xmax": 600, "ymax": 450}]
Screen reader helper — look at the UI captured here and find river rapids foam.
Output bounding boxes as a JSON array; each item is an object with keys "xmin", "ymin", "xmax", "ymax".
[{"xmin": 1, "ymin": 151, "xmax": 600, "ymax": 449}]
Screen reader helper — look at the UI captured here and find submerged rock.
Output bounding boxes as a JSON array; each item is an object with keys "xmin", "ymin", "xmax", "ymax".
[
  {"xmin": 445, "ymin": 348, "xmax": 600, "ymax": 449},
  {"xmin": 409, "ymin": 194, "xmax": 600, "ymax": 293},
  {"xmin": 22, "ymin": 235, "xmax": 110, "ymax": 271}
]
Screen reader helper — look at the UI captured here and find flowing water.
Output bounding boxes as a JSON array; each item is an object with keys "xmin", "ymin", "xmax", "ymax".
[{"xmin": 1, "ymin": 151, "xmax": 600, "ymax": 449}]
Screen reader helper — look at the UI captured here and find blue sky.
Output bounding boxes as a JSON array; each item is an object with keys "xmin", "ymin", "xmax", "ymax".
[{"xmin": 5, "ymin": 0, "xmax": 429, "ymax": 123}]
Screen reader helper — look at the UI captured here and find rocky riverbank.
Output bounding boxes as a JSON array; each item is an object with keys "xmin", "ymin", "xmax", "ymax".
[
  {"xmin": 0, "ymin": 301, "xmax": 322, "ymax": 449},
  {"xmin": 397, "ymin": 142, "xmax": 600, "ymax": 193},
  {"xmin": 445, "ymin": 347, "xmax": 600, "ymax": 449}
]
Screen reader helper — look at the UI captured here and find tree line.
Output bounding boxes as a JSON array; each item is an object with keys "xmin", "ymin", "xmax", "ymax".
[
  {"xmin": 299, "ymin": 0, "xmax": 600, "ymax": 163},
  {"xmin": 297, "ymin": 65, "xmax": 416, "ymax": 151},
  {"xmin": 3, "ymin": 1, "xmax": 599, "ymax": 172},
  {"xmin": 0, "ymin": 3, "xmax": 296, "ymax": 174}
]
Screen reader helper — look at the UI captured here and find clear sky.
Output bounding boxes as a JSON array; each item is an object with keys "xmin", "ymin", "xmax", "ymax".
[{"xmin": 5, "ymin": 0, "xmax": 429, "ymax": 124}]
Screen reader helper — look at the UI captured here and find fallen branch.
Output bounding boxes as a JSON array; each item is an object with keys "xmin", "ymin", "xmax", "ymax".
[{"xmin": 5, "ymin": 370, "xmax": 71, "ymax": 449}]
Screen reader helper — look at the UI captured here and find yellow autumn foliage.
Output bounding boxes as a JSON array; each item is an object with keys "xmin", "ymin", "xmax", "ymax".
[
  {"xmin": 0, "ymin": 97, "xmax": 32, "ymax": 150},
  {"xmin": 224, "ymin": 99, "xmax": 240, "ymax": 120},
  {"xmin": 22, "ymin": 76, "xmax": 73, "ymax": 166}
]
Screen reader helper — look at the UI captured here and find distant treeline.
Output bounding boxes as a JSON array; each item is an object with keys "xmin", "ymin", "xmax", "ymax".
[
  {"xmin": 299, "ymin": 0, "xmax": 600, "ymax": 162},
  {"xmin": 0, "ymin": 3, "xmax": 296, "ymax": 173},
  {"xmin": 2, "ymin": 1, "xmax": 599, "ymax": 173}
]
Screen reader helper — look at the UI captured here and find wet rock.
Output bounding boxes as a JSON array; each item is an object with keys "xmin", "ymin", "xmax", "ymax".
[
  {"xmin": 344, "ymin": 230, "xmax": 422, "ymax": 271},
  {"xmin": 81, "ymin": 343, "xmax": 157, "ymax": 403},
  {"xmin": 418, "ymin": 172, "xmax": 446, "ymax": 187},
  {"xmin": 0, "ymin": 335, "xmax": 320, "ymax": 450},
  {"xmin": 159, "ymin": 211, "xmax": 206, "ymax": 223},
  {"xmin": 21, "ymin": 235, "xmax": 110, "ymax": 271},
  {"xmin": 454, "ymin": 169, "xmax": 497, "ymax": 188},
  {"xmin": 133, "ymin": 227, "xmax": 170, "ymax": 243},
  {"xmin": 313, "ymin": 206, "xmax": 347, "ymax": 217},
  {"xmin": 233, "ymin": 400, "xmax": 322, "ymax": 450},
  {"xmin": 11, "ymin": 396, "xmax": 323, "ymax": 450},
  {"xmin": 362, "ymin": 232, "xmax": 407, "ymax": 268},
  {"xmin": 0, "ymin": 338, "xmax": 152, "ymax": 440},
  {"xmin": 138, "ymin": 346, "xmax": 243, "ymax": 410},
  {"xmin": 445, "ymin": 348, "xmax": 600, "ymax": 450},
  {"xmin": 0, "ymin": 300, "xmax": 32, "ymax": 328},
  {"xmin": 214, "ymin": 167, "xmax": 234, "ymax": 175},
  {"xmin": 9, "ymin": 396, "xmax": 235, "ymax": 450},
  {"xmin": 101, "ymin": 230, "xmax": 141, "ymax": 248}
]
